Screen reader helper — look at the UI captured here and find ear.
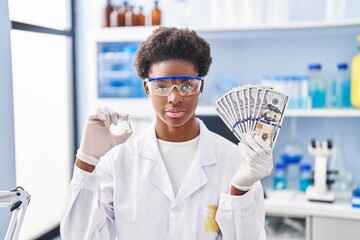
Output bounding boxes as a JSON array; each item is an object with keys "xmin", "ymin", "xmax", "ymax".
[
  {"xmin": 200, "ymin": 80, "xmax": 205, "ymax": 94},
  {"xmin": 143, "ymin": 81, "xmax": 151, "ymax": 96}
]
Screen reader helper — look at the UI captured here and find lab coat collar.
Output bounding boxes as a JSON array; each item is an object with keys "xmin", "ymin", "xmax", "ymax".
[{"xmin": 139, "ymin": 118, "xmax": 218, "ymax": 205}]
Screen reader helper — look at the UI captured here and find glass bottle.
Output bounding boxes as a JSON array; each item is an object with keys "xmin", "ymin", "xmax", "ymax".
[
  {"xmin": 273, "ymin": 162, "xmax": 287, "ymax": 190},
  {"xmin": 103, "ymin": 0, "xmax": 114, "ymax": 28},
  {"xmin": 109, "ymin": 6, "xmax": 119, "ymax": 27},
  {"xmin": 125, "ymin": 5, "xmax": 136, "ymax": 26},
  {"xmin": 151, "ymin": 1, "xmax": 161, "ymax": 26},
  {"xmin": 308, "ymin": 63, "xmax": 326, "ymax": 108},
  {"xmin": 117, "ymin": 2, "xmax": 127, "ymax": 27},
  {"xmin": 351, "ymin": 35, "xmax": 360, "ymax": 108},
  {"xmin": 110, "ymin": 5, "xmax": 126, "ymax": 27},
  {"xmin": 299, "ymin": 163, "xmax": 313, "ymax": 192},
  {"xmin": 137, "ymin": 6, "xmax": 146, "ymax": 26}
]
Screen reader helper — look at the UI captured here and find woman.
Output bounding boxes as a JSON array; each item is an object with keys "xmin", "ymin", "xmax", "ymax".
[{"xmin": 60, "ymin": 27, "xmax": 272, "ymax": 239}]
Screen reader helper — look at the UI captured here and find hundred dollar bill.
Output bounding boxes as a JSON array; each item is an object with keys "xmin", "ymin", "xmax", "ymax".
[
  {"xmin": 236, "ymin": 87, "xmax": 249, "ymax": 132},
  {"xmin": 253, "ymin": 89, "xmax": 288, "ymax": 147},
  {"xmin": 215, "ymin": 106, "xmax": 242, "ymax": 141},
  {"xmin": 215, "ymin": 84, "xmax": 288, "ymax": 148},
  {"xmin": 229, "ymin": 90, "xmax": 246, "ymax": 135},
  {"xmin": 250, "ymin": 86, "xmax": 271, "ymax": 131}
]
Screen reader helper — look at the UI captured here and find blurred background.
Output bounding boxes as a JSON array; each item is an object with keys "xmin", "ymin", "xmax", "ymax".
[{"xmin": 1, "ymin": 0, "xmax": 360, "ymax": 239}]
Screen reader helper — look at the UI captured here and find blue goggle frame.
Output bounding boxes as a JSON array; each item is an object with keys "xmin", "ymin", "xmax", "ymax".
[{"xmin": 145, "ymin": 76, "xmax": 204, "ymax": 82}]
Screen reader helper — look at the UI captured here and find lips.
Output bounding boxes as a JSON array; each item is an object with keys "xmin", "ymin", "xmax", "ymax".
[
  {"xmin": 165, "ymin": 107, "xmax": 186, "ymax": 118},
  {"xmin": 165, "ymin": 107, "xmax": 185, "ymax": 113}
]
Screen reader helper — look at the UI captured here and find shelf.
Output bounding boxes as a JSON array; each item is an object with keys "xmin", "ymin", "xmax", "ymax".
[
  {"xmin": 196, "ymin": 106, "xmax": 360, "ymax": 117},
  {"xmin": 196, "ymin": 20, "xmax": 360, "ymax": 33},
  {"xmin": 285, "ymin": 109, "xmax": 360, "ymax": 117},
  {"xmin": 97, "ymin": 20, "xmax": 360, "ymax": 33},
  {"xmin": 92, "ymin": 20, "xmax": 360, "ymax": 41}
]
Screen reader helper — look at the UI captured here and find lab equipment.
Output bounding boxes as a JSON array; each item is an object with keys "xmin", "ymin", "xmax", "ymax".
[
  {"xmin": 102, "ymin": 0, "xmax": 113, "ymax": 27},
  {"xmin": 299, "ymin": 163, "xmax": 312, "ymax": 192},
  {"xmin": 308, "ymin": 63, "xmax": 326, "ymax": 108},
  {"xmin": 281, "ymin": 141, "xmax": 302, "ymax": 165},
  {"xmin": 151, "ymin": 0, "xmax": 161, "ymax": 26},
  {"xmin": 0, "ymin": 187, "xmax": 31, "ymax": 240},
  {"xmin": 351, "ymin": 35, "xmax": 360, "ymax": 108},
  {"xmin": 331, "ymin": 63, "xmax": 351, "ymax": 107},
  {"xmin": 145, "ymin": 76, "xmax": 203, "ymax": 97},
  {"xmin": 306, "ymin": 139, "xmax": 335, "ymax": 203},
  {"xmin": 260, "ymin": 75, "xmax": 309, "ymax": 109},
  {"xmin": 273, "ymin": 162, "xmax": 287, "ymax": 190},
  {"xmin": 121, "ymin": 117, "xmax": 132, "ymax": 133},
  {"xmin": 352, "ymin": 188, "xmax": 360, "ymax": 208},
  {"xmin": 97, "ymin": 42, "xmax": 144, "ymax": 98}
]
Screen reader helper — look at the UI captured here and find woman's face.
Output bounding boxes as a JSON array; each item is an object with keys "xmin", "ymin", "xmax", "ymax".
[{"xmin": 144, "ymin": 59, "xmax": 203, "ymax": 128}]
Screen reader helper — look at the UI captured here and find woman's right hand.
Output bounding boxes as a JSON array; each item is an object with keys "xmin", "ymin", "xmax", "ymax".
[{"xmin": 76, "ymin": 107, "xmax": 132, "ymax": 166}]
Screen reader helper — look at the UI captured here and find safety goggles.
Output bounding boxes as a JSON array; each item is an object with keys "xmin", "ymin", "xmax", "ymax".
[{"xmin": 145, "ymin": 76, "xmax": 204, "ymax": 97}]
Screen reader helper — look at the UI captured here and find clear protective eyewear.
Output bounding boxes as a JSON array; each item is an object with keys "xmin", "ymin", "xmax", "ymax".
[{"xmin": 145, "ymin": 76, "xmax": 204, "ymax": 97}]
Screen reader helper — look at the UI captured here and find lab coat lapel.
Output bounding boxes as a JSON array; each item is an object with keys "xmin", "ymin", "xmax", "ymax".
[
  {"xmin": 139, "ymin": 122, "xmax": 175, "ymax": 201},
  {"xmin": 173, "ymin": 120, "xmax": 217, "ymax": 206}
]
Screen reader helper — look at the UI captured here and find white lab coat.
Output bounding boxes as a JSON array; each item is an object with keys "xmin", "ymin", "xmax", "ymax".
[{"xmin": 60, "ymin": 119, "xmax": 266, "ymax": 240}]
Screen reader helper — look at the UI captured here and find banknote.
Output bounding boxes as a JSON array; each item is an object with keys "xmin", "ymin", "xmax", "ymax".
[
  {"xmin": 215, "ymin": 84, "xmax": 288, "ymax": 148},
  {"xmin": 253, "ymin": 88, "xmax": 288, "ymax": 147}
]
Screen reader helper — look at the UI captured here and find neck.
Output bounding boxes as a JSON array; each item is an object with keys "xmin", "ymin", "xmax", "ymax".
[{"xmin": 155, "ymin": 117, "xmax": 199, "ymax": 142}]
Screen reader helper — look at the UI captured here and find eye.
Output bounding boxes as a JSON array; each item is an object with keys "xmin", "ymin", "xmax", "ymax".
[
  {"xmin": 181, "ymin": 80, "xmax": 197, "ymax": 90},
  {"xmin": 155, "ymin": 84, "xmax": 167, "ymax": 90},
  {"xmin": 181, "ymin": 83, "xmax": 193, "ymax": 91},
  {"xmin": 154, "ymin": 82, "xmax": 171, "ymax": 92}
]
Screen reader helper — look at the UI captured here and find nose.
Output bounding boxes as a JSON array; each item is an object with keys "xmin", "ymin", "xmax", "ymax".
[{"xmin": 167, "ymin": 86, "xmax": 182, "ymax": 104}]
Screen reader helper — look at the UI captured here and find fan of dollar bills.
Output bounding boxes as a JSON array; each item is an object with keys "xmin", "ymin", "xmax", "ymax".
[{"xmin": 215, "ymin": 85, "xmax": 289, "ymax": 148}]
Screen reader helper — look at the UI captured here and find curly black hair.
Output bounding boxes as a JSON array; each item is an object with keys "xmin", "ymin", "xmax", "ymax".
[{"xmin": 134, "ymin": 27, "xmax": 212, "ymax": 79}]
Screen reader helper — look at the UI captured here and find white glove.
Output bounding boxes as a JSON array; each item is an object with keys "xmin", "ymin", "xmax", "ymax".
[
  {"xmin": 231, "ymin": 133, "xmax": 273, "ymax": 191},
  {"xmin": 76, "ymin": 107, "xmax": 132, "ymax": 166}
]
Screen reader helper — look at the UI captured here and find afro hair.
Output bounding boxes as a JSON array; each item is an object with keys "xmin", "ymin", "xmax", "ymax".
[{"xmin": 134, "ymin": 27, "xmax": 212, "ymax": 79}]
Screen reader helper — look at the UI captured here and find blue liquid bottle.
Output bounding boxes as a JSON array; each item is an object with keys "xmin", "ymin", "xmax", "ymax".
[
  {"xmin": 308, "ymin": 63, "xmax": 326, "ymax": 108},
  {"xmin": 352, "ymin": 187, "xmax": 360, "ymax": 208},
  {"xmin": 299, "ymin": 163, "xmax": 313, "ymax": 192},
  {"xmin": 331, "ymin": 63, "xmax": 351, "ymax": 107},
  {"xmin": 273, "ymin": 162, "xmax": 287, "ymax": 190}
]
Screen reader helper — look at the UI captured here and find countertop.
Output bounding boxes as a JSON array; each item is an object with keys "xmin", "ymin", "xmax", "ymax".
[{"xmin": 264, "ymin": 189, "xmax": 360, "ymax": 220}]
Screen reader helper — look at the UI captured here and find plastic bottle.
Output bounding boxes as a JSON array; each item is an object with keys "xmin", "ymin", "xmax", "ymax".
[
  {"xmin": 273, "ymin": 162, "xmax": 287, "ymax": 190},
  {"xmin": 151, "ymin": 1, "xmax": 161, "ymax": 26},
  {"xmin": 299, "ymin": 163, "xmax": 312, "ymax": 192},
  {"xmin": 103, "ymin": 0, "xmax": 114, "ymax": 28},
  {"xmin": 351, "ymin": 35, "xmax": 360, "ymax": 108},
  {"xmin": 298, "ymin": 75, "xmax": 309, "ymax": 109},
  {"xmin": 352, "ymin": 187, "xmax": 360, "ymax": 208},
  {"xmin": 308, "ymin": 63, "xmax": 326, "ymax": 108},
  {"xmin": 331, "ymin": 63, "xmax": 351, "ymax": 108}
]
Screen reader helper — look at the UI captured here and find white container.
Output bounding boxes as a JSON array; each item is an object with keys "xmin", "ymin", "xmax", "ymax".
[
  {"xmin": 210, "ymin": 0, "xmax": 263, "ymax": 27},
  {"xmin": 265, "ymin": 0, "xmax": 290, "ymax": 24},
  {"xmin": 326, "ymin": 0, "xmax": 346, "ymax": 22}
]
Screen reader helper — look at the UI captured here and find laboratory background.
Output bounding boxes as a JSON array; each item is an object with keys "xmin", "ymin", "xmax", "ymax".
[{"xmin": 1, "ymin": 0, "xmax": 360, "ymax": 239}]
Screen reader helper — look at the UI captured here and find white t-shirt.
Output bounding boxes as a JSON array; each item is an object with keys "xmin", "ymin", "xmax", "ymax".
[{"xmin": 157, "ymin": 136, "xmax": 199, "ymax": 196}]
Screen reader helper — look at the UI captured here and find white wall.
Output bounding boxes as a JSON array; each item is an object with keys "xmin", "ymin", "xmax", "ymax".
[{"xmin": 0, "ymin": 0, "xmax": 16, "ymax": 237}]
